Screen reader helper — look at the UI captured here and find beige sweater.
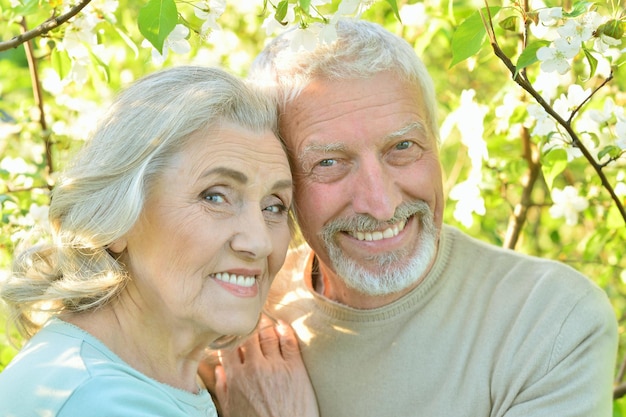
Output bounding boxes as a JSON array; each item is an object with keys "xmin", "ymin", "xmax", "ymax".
[{"xmin": 266, "ymin": 225, "xmax": 618, "ymax": 417}]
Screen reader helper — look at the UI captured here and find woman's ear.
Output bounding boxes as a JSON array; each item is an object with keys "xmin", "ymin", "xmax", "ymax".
[{"xmin": 107, "ymin": 238, "xmax": 127, "ymax": 254}]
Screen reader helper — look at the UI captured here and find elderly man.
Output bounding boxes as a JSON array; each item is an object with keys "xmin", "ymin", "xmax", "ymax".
[{"xmin": 203, "ymin": 19, "xmax": 618, "ymax": 417}]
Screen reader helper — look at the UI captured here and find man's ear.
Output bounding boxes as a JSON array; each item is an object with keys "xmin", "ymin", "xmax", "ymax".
[{"xmin": 107, "ymin": 238, "xmax": 127, "ymax": 254}]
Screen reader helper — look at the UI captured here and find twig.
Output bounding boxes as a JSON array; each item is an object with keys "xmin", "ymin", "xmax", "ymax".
[
  {"xmin": 504, "ymin": 126, "xmax": 541, "ymax": 249},
  {"xmin": 483, "ymin": 21, "xmax": 626, "ymax": 225},
  {"xmin": 20, "ymin": 18, "xmax": 54, "ymax": 181},
  {"xmin": 568, "ymin": 76, "xmax": 614, "ymax": 124},
  {"xmin": 0, "ymin": 0, "xmax": 92, "ymax": 52}
]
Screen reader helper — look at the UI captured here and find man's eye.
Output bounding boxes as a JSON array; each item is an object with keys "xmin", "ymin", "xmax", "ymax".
[
  {"xmin": 396, "ymin": 140, "xmax": 412, "ymax": 150},
  {"xmin": 319, "ymin": 159, "xmax": 336, "ymax": 167}
]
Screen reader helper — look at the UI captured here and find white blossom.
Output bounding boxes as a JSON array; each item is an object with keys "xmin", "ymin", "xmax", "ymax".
[
  {"xmin": 527, "ymin": 104, "xmax": 556, "ymax": 136},
  {"xmin": 290, "ymin": 26, "xmax": 318, "ymax": 51},
  {"xmin": 538, "ymin": 7, "xmax": 562, "ymax": 26},
  {"xmin": 262, "ymin": 3, "xmax": 295, "ymax": 36},
  {"xmin": 616, "ymin": 114, "xmax": 626, "ymax": 149},
  {"xmin": 143, "ymin": 25, "xmax": 191, "ymax": 65},
  {"xmin": 449, "ymin": 180, "xmax": 486, "ymax": 228},
  {"xmin": 195, "ymin": 0, "xmax": 226, "ymax": 36},
  {"xmin": 594, "ymin": 33, "xmax": 622, "ymax": 53},
  {"xmin": 549, "ymin": 186, "xmax": 589, "ymax": 225},
  {"xmin": 400, "ymin": 3, "xmax": 428, "ymax": 27},
  {"xmin": 552, "ymin": 84, "xmax": 590, "ymax": 120},
  {"xmin": 537, "ymin": 38, "xmax": 580, "ymax": 74},
  {"xmin": 542, "ymin": 131, "xmax": 583, "ymax": 161},
  {"xmin": 588, "ymin": 97, "xmax": 618, "ymax": 125}
]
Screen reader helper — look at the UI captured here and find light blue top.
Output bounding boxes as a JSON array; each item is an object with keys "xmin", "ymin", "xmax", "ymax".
[{"xmin": 0, "ymin": 318, "xmax": 217, "ymax": 417}]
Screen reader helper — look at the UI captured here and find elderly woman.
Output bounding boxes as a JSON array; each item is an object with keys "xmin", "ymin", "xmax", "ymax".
[{"xmin": 0, "ymin": 66, "xmax": 296, "ymax": 416}]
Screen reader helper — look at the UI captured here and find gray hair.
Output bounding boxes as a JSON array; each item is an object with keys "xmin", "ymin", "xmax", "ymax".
[
  {"xmin": 250, "ymin": 18, "xmax": 439, "ymax": 140},
  {"xmin": 2, "ymin": 66, "xmax": 279, "ymax": 340}
]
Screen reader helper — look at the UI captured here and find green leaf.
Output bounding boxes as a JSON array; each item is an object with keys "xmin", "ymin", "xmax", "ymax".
[
  {"xmin": 51, "ymin": 49, "xmax": 71, "ymax": 80},
  {"xmin": 541, "ymin": 148, "xmax": 568, "ymax": 189},
  {"xmin": 298, "ymin": 0, "xmax": 311, "ymax": 14},
  {"xmin": 515, "ymin": 40, "xmax": 550, "ymax": 74},
  {"xmin": 138, "ymin": 0, "xmax": 178, "ymax": 54},
  {"xmin": 607, "ymin": 205, "xmax": 625, "ymax": 229},
  {"xmin": 499, "ymin": 15, "xmax": 518, "ymax": 32},
  {"xmin": 450, "ymin": 7, "xmax": 501, "ymax": 68},
  {"xmin": 597, "ymin": 145, "xmax": 621, "ymax": 160},
  {"xmin": 8, "ymin": 0, "xmax": 40, "ymax": 16},
  {"xmin": 582, "ymin": 46, "xmax": 598, "ymax": 78},
  {"xmin": 385, "ymin": 0, "xmax": 402, "ymax": 23},
  {"xmin": 275, "ymin": 1, "xmax": 289, "ymax": 23},
  {"xmin": 563, "ymin": 1, "xmax": 592, "ymax": 18}
]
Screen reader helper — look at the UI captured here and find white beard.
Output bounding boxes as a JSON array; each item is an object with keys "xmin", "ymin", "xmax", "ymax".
[{"xmin": 320, "ymin": 201, "xmax": 438, "ymax": 296}]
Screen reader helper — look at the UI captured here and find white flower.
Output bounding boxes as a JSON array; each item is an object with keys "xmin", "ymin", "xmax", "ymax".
[
  {"xmin": 195, "ymin": 0, "xmax": 226, "ymax": 35},
  {"xmin": 542, "ymin": 131, "xmax": 583, "ymax": 161},
  {"xmin": 143, "ymin": 25, "xmax": 191, "ymax": 65},
  {"xmin": 594, "ymin": 33, "xmax": 622, "ymax": 53},
  {"xmin": 556, "ymin": 18, "xmax": 593, "ymax": 45},
  {"xmin": 400, "ymin": 3, "xmax": 428, "ymax": 27},
  {"xmin": 318, "ymin": 21, "xmax": 338, "ymax": 44},
  {"xmin": 262, "ymin": 3, "xmax": 295, "ymax": 36},
  {"xmin": 495, "ymin": 91, "xmax": 523, "ymax": 134},
  {"xmin": 337, "ymin": 0, "xmax": 374, "ymax": 17},
  {"xmin": 290, "ymin": 26, "xmax": 319, "ymax": 51},
  {"xmin": 588, "ymin": 97, "xmax": 618, "ymax": 125},
  {"xmin": 527, "ymin": 104, "xmax": 556, "ymax": 136},
  {"xmin": 537, "ymin": 38, "xmax": 580, "ymax": 74},
  {"xmin": 616, "ymin": 115, "xmax": 626, "ymax": 149},
  {"xmin": 552, "ymin": 84, "xmax": 590, "ymax": 120},
  {"xmin": 28, "ymin": 204, "xmax": 50, "ymax": 232},
  {"xmin": 1, "ymin": 156, "xmax": 34, "ymax": 174},
  {"xmin": 538, "ymin": 7, "xmax": 562, "ymax": 26},
  {"xmin": 449, "ymin": 180, "xmax": 486, "ymax": 228},
  {"xmin": 549, "ymin": 186, "xmax": 589, "ymax": 225},
  {"xmin": 337, "ymin": 0, "xmax": 360, "ymax": 15}
]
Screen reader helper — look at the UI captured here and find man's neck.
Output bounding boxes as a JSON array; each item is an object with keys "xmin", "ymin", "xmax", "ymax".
[{"xmin": 310, "ymin": 256, "xmax": 423, "ymax": 310}]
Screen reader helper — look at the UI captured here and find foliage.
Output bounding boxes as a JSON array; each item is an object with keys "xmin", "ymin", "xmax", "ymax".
[{"xmin": 1, "ymin": 0, "xmax": 625, "ymax": 409}]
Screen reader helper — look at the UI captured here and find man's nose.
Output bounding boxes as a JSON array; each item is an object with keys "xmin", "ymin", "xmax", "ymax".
[{"xmin": 350, "ymin": 157, "xmax": 401, "ymax": 221}]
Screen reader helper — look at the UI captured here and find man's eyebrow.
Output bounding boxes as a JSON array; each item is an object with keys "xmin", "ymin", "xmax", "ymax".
[
  {"xmin": 385, "ymin": 121, "xmax": 427, "ymax": 140},
  {"xmin": 299, "ymin": 142, "xmax": 346, "ymax": 165}
]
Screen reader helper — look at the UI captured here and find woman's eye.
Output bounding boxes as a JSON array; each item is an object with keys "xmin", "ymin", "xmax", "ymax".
[
  {"xmin": 203, "ymin": 193, "xmax": 225, "ymax": 203},
  {"xmin": 264, "ymin": 203, "xmax": 288, "ymax": 214}
]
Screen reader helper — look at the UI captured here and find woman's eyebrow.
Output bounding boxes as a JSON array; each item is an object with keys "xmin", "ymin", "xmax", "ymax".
[{"xmin": 200, "ymin": 166, "xmax": 248, "ymax": 184}]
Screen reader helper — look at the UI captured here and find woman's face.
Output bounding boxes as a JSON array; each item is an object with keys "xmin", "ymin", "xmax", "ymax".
[{"xmin": 117, "ymin": 122, "xmax": 292, "ymax": 341}]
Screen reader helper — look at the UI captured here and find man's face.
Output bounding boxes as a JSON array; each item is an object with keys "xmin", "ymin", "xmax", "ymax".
[{"xmin": 281, "ymin": 72, "xmax": 444, "ymax": 305}]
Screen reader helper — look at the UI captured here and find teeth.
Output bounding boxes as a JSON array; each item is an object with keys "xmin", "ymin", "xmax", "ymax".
[
  {"xmin": 349, "ymin": 220, "xmax": 406, "ymax": 242},
  {"xmin": 213, "ymin": 272, "xmax": 256, "ymax": 287}
]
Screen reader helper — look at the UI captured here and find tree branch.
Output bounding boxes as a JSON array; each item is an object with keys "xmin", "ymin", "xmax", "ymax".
[
  {"xmin": 504, "ymin": 125, "xmax": 541, "ymax": 249},
  {"xmin": 484, "ymin": 28, "xmax": 626, "ymax": 225},
  {"xmin": 0, "ymin": 0, "xmax": 92, "ymax": 52},
  {"xmin": 20, "ymin": 18, "xmax": 54, "ymax": 181}
]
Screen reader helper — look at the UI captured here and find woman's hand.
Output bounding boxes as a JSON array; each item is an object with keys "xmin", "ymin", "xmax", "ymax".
[{"xmin": 198, "ymin": 316, "xmax": 319, "ymax": 417}]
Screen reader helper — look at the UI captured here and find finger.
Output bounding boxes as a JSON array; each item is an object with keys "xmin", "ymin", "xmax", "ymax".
[
  {"xmin": 257, "ymin": 316, "xmax": 283, "ymax": 359},
  {"xmin": 197, "ymin": 351, "xmax": 220, "ymax": 393},
  {"xmin": 215, "ymin": 364, "xmax": 228, "ymax": 397},
  {"xmin": 213, "ymin": 365, "xmax": 227, "ymax": 417},
  {"xmin": 218, "ymin": 344, "xmax": 245, "ymax": 367},
  {"xmin": 275, "ymin": 320, "xmax": 303, "ymax": 362}
]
